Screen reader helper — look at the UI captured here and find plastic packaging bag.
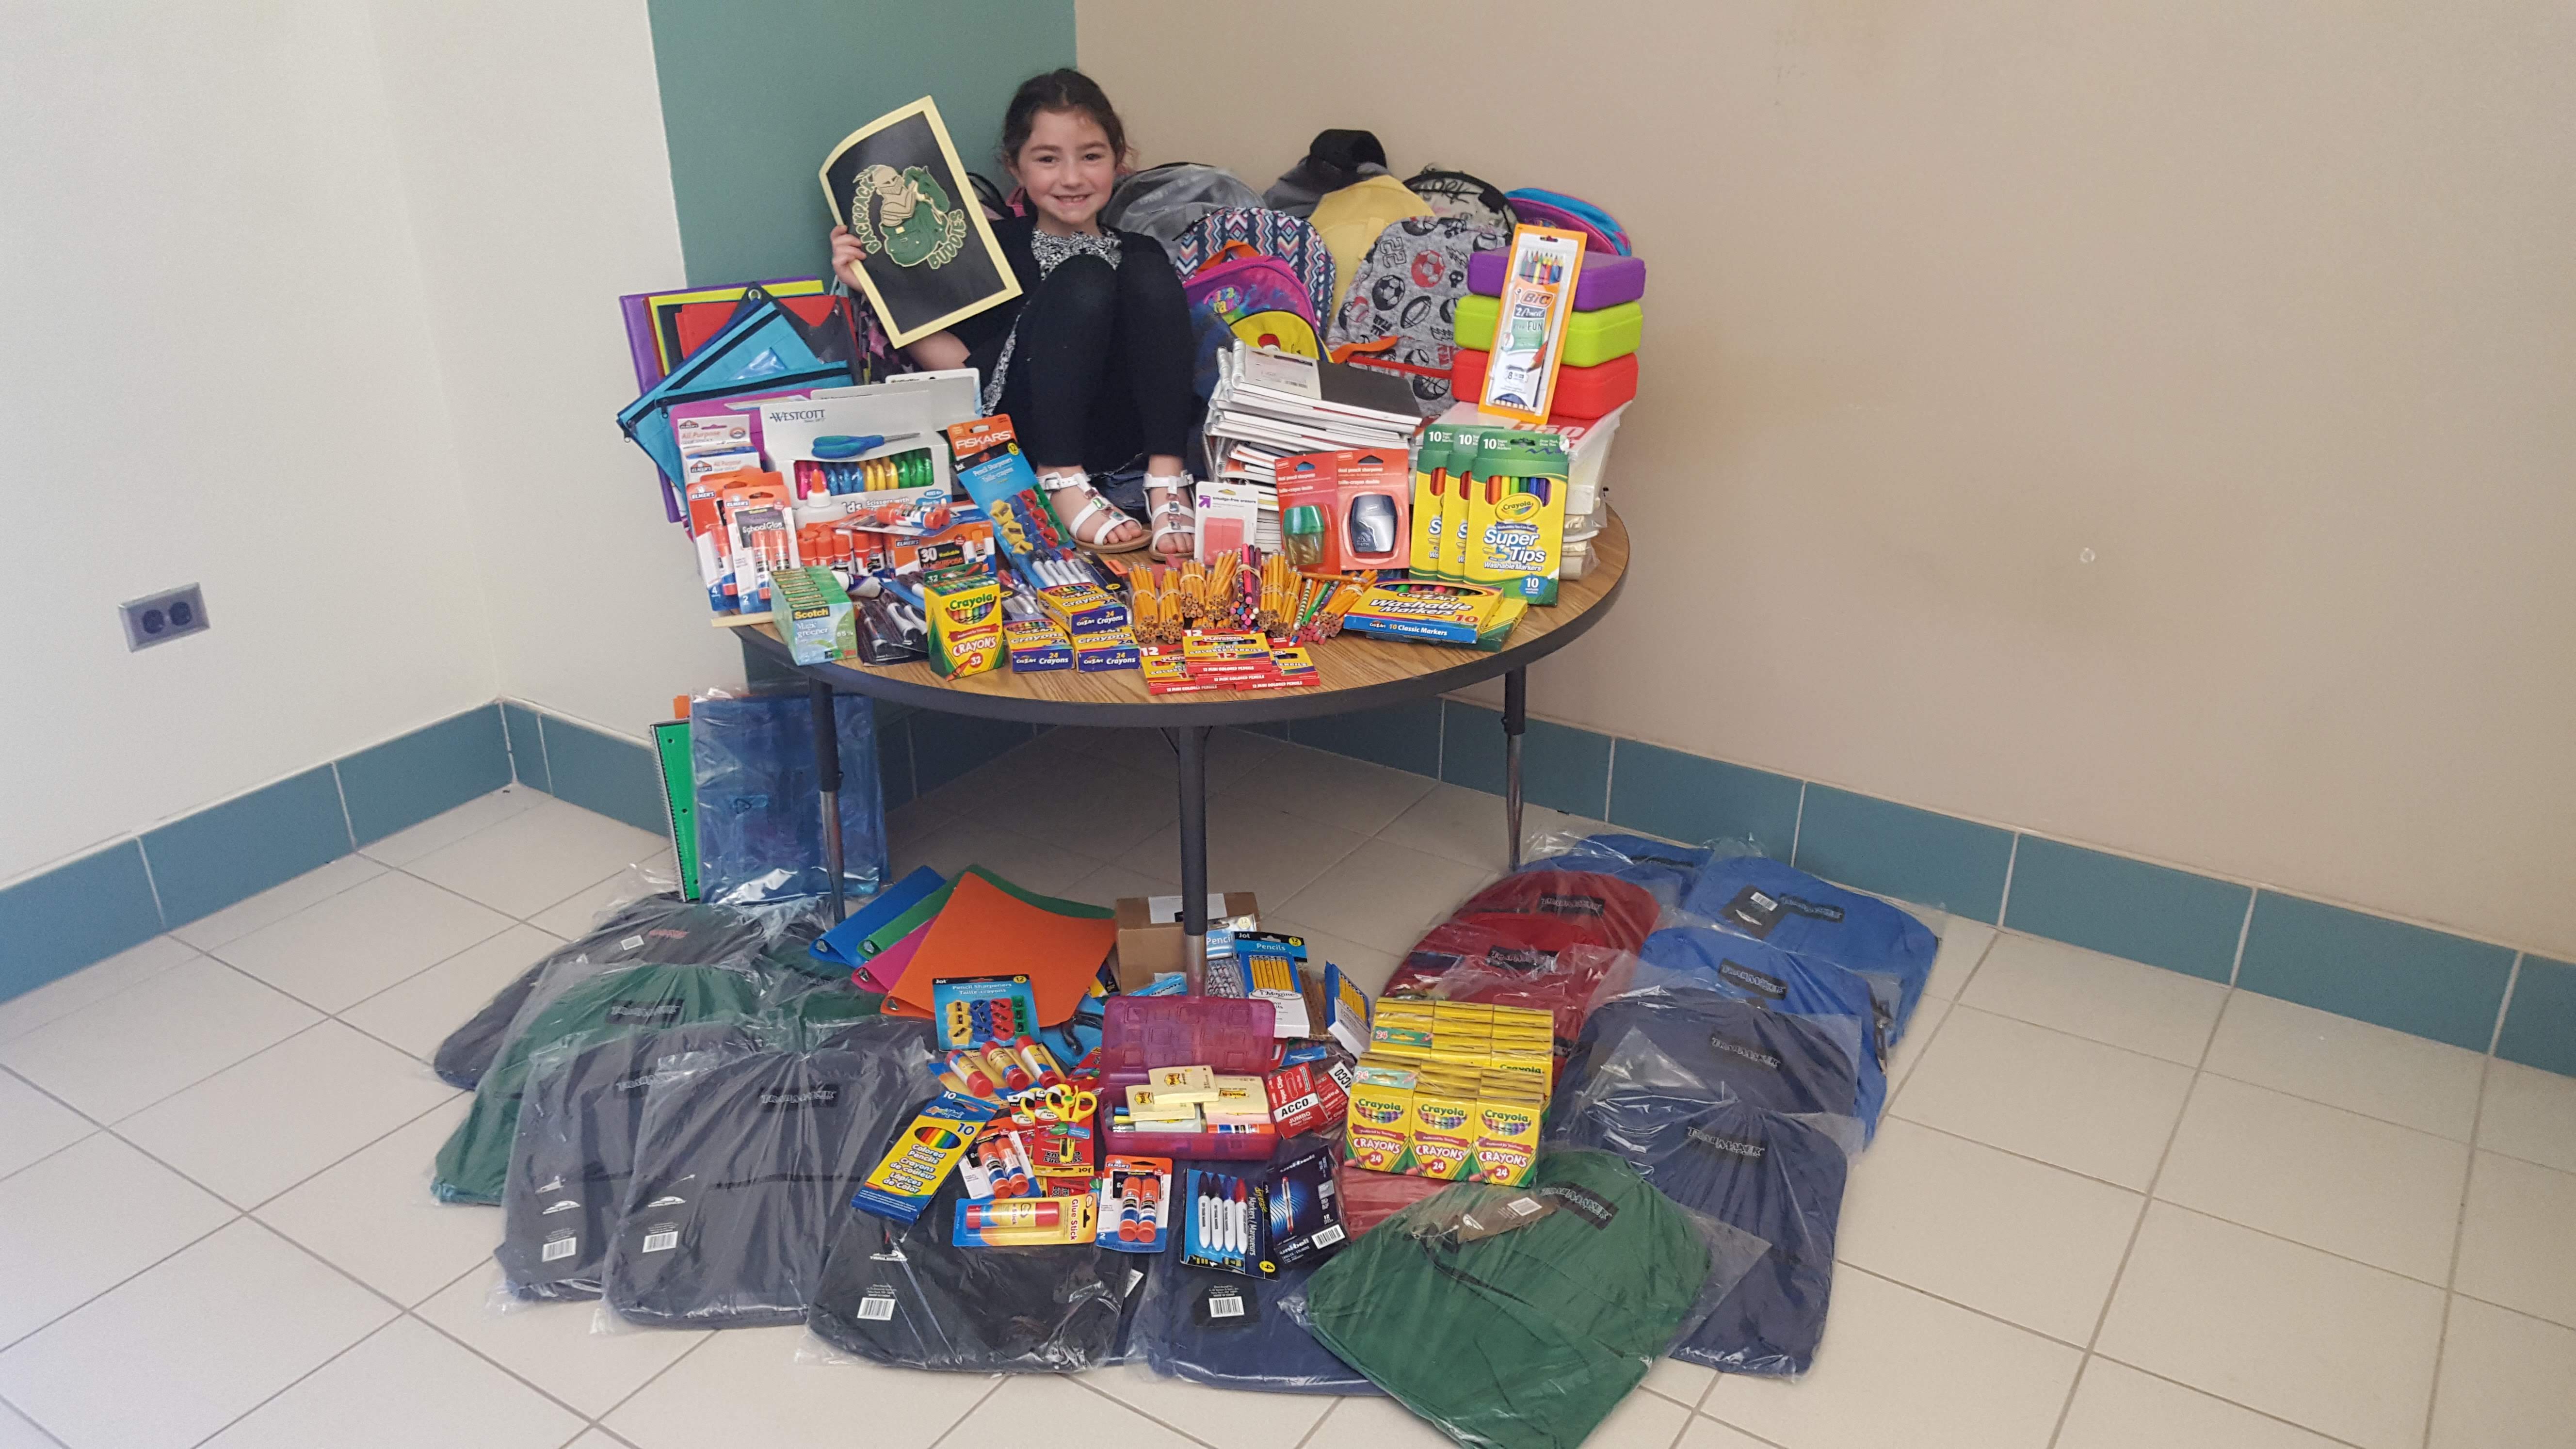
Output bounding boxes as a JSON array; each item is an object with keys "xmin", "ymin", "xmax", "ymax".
[
  {"xmin": 494, "ymin": 1025, "xmax": 763, "ymax": 1305},
  {"xmin": 597, "ymin": 1017, "xmax": 934, "ymax": 1330},
  {"xmin": 1674, "ymin": 854, "xmax": 1942, "ymax": 1042},
  {"xmin": 1551, "ymin": 1031, "xmax": 1852, "ymax": 1377},
  {"xmin": 1412, "ymin": 934, "xmax": 1636, "ymax": 1049},
  {"xmin": 430, "ymin": 892, "xmax": 701, "ymax": 1090},
  {"xmin": 1381, "ymin": 867, "xmax": 1661, "ymax": 1007},
  {"xmin": 1334, "ymin": 1157, "xmax": 1452, "ymax": 1239},
  {"xmin": 1513, "ymin": 831, "xmax": 1719, "ymax": 913},
  {"xmin": 805, "ymin": 1153, "xmax": 1130, "ymax": 1372},
  {"xmin": 690, "ymin": 690, "xmax": 887, "ymax": 906},
  {"xmin": 1627, "ymin": 927, "xmax": 1888, "ymax": 1132},
  {"xmin": 430, "ymin": 900, "xmax": 779, "ymax": 1204},
  {"xmin": 1294, "ymin": 1148, "xmax": 1768, "ymax": 1449}
]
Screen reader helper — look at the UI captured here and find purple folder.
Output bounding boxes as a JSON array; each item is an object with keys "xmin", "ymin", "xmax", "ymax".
[{"xmin": 1466, "ymin": 250, "xmax": 1646, "ymax": 310}]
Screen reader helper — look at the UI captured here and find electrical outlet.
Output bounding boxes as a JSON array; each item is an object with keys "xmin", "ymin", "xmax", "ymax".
[{"xmin": 120, "ymin": 584, "xmax": 209, "ymax": 651}]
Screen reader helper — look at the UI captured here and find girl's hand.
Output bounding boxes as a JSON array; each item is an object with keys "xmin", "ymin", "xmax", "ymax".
[{"xmin": 829, "ymin": 225, "xmax": 868, "ymax": 289}]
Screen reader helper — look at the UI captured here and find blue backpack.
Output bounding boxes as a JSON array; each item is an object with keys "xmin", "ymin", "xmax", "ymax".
[{"xmin": 1502, "ymin": 188, "xmax": 1632, "ymax": 256}]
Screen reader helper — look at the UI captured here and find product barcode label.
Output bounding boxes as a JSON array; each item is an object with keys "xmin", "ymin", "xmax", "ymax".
[
  {"xmin": 1127, "ymin": 1269, "xmax": 1145, "ymax": 1295},
  {"xmin": 1207, "ymin": 1291, "xmax": 1244, "ymax": 1319},
  {"xmin": 1311, "ymin": 1223, "xmax": 1345, "ymax": 1247},
  {"xmin": 639, "ymin": 1230, "xmax": 679, "ymax": 1254},
  {"xmin": 855, "ymin": 1291, "xmax": 896, "ymax": 1322},
  {"xmin": 1506, "ymin": 1197, "xmax": 1543, "ymax": 1217},
  {"xmin": 541, "ymin": 1237, "xmax": 578, "ymax": 1262},
  {"xmin": 621, "ymin": 934, "xmax": 646, "ymax": 950}
]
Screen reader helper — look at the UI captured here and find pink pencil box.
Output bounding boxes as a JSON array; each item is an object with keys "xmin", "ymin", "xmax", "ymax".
[{"xmin": 1466, "ymin": 250, "xmax": 1646, "ymax": 311}]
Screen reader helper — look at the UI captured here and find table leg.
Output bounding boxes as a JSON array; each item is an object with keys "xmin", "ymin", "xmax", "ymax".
[
  {"xmin": 1175, "ymin": 724, "xmax": 1211, "ymax": 989},
  {"xmin": 811, "ymin": 678, "xmax": 846, "ymax": 923},
  {"xmin": 1503, "ymin": 667, "xmax": 1528, "ymax": 869}
]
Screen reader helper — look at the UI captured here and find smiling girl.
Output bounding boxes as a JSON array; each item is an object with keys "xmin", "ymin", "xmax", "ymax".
[{"xmin": 831, "ymin": 69, "xmax": 1194, "ymax": 557}]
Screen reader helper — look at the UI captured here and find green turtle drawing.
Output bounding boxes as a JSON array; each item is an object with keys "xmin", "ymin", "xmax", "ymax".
[{"xmin": 849, "ymin": 163, "xmax": 968, "ymax": 269}]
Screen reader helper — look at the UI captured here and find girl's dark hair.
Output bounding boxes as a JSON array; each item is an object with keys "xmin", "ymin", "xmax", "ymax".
[{"xmin": 999, "ymin": 68, "xmax": 1129, "ymax": 167}]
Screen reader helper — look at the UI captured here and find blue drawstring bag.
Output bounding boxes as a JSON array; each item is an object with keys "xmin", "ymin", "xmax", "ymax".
[
  {"xmin": 1678, "ymin": 856, "xmax": 1941, "ymax": 1043},
  {"xmin": 690, "ymin": 693, "xmax": 886, "ymax": 906}
]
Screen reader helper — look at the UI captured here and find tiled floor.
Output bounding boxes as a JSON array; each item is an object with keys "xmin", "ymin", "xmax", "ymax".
[{"xmin": 1, "ymin": 730, "xmax": 2572, "ymax": 1449}]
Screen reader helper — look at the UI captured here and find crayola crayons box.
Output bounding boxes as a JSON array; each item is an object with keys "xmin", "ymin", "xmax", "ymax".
[
  {"xmin": 1342, "ymin": 1064, "xmax": 1415, "ymax": 1173},
  {"xmin": 923, "ymin": 572, "xmax": 1002, "ymax": 678},
  {"xmin": 852, "ymin": 1092, "xmax": 1000, "ymax": 1223},
  {"xmin": 1406, "ymin": 1072, "xmax": 1480, "ymax": 1181},
  {"xmin": 1470, "ymin": 1083, "xmax": 1546, "ymax": 1185},
  {"xmin": 1005, "ymin": 617, "xmax": 1072, "ymax": 672}
]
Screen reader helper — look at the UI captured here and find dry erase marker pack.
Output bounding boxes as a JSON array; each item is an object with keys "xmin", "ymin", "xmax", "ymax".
[{"xmin": 851, "ymin": 1092, "xmax": 998, "ymax": 1223}]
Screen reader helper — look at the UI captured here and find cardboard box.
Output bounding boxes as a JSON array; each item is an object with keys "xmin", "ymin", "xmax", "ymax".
[{"xmin": 1113, "ymin": 893, "xmax": 1259, "ymax": 993}]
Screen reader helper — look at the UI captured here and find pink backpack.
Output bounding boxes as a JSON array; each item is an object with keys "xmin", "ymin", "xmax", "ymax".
[{"xmin": 1183, "ymin": 253, "xmax": 1323, "ymax": 357}]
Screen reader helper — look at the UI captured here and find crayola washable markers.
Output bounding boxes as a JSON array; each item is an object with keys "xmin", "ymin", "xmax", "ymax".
[{"xmin": 1412, "ymin": 423, "xmax": 1451, "ymax": 581}]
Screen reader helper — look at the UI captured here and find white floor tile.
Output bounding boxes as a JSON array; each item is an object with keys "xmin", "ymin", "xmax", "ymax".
[
  {"xmin": 948, "ymin": 1377, "xmax": 1191, "ymax": 1448},
  {"xmin": 2427, "ymin": 1295, "xmax": 2576, "ymax": 1449},
  {"xmin": 1572, "ymin": 1379, "xmax": 1694, "ymax": 1448},
  {"xmin": 0, "ymin": 1133, "xmax": 235, "ymax": 1345},
  {"xmin": 1116, "ymin": 803, "xmax": 1369, "ymax": 911},
  {"xmin": 406, "ymin": 801, "xmax": 668, "ymax": 920},
  {"xmin": 2205, "ymin": 992, "xmax": 2484, "ymax": 1140},
  {"xmin": 0, "ymin": 1401, "xmax": 53, "ymax": 1449},
  {"xmin": 0, "ymin": 936, "xmax": 198, "ymax": 1047},
  {"xmin": 1919, "ymin": 917, "xmax": 1998, "ymax": 1002},
  {"xmin": 0, "ymin": 1072, "xmax": 89, "ymax": 1181},
  {"xmin": 1085, "ymin": 1363, "xmax": 1336, "ymax": 1449},
  {"xmin": 212, "ymin": 872, "xmax": 515, "ymax": 1014},
  {"xmin": 417, "ymin": 1270, "xmax": 705, "ymax": 1421},
  {"xmin": 1262, "ymin": 918, "xmax": 1405, "ymax": 998},
  {"xmin": 1891, "ymin": 1007, "xmax": 2195, "ymax": 1189},
  {"xmin": 2454, "ymin": 1151, "xmax": 2576, "ymax": 1328},
  {"xmin": 1639, "ymin": 1352, "xmax": 1717, "ymax": 1409},
  {"xmin": 1220, "ymin": 744, "xmax": 1438, "ymax": 836},
  {"xmin": 896, "ymin": 816, "xmax": 1103, "ymax": 899},
  {"xmin": 2057, "ymin": 1357, "xmax": 2345, "ymax": 1449},
  {"xmin": 0, "ymin": 1219, "xmax": 395, "ymax": 1449},
  {"xmin": 1060, "ymin": 862, "xmax": 1186, "ymax": 912},
  {"xmin": 941, "ymin": 756, "xmax": 1178, "ymax": 860},
  {"xmin": 2478, "ymin": 1059, "xmax": 2576, "ymax": 1175},
  {"xmin": 339, "ymin": 926, "xmax": 560, "ymax": 1065},
  {"xmin": 1676, "ymin": 1418, "xmax": 1785, "ymax": 1449},
  {"xmin": 1083, "ymin": 726, "xmax": 1283, "ymax": 793},
  {"xmin": 603, "ymin": 1324, "xmax": 985, "ymax": 1449},
  {"xmin": 2155, "ymin": 1074, "xmax": 2468, "ymax": 1282},
  {"xmin": 171, "ymin": 854, "xmax": 386, "ymax": 952},
  {"xmin": 0, "ymin": 957, "xmax": 320, "ymax": 1123},
  {"xmin": 202, "ymin": 1316, "xmax": 582, "ymax": 1449},
  {"xmin": 1374, "ymin": 783, "xmax": 1599, "ymax": 876},
  {"xmin": 256, "ymin": 1100, "xmax": 489, "ymax": 1307},
  {"xmin": 564, "ymin": 1434, "xmax": 634, "ymax": 1449},
  {"xmin": 359, "ymin": 788, "xmax": 547, "ymax": 868},
  {"xmin": 119, "ymin": 1022, "xmax": 454, "ymax": 1208},
  {"xmin": 1835, "ymin": 1119, "xmax": 2144, "ymax": 1342},
  {"xmin": 1886, "ymin": 998, "xmax": 1949, "ymax": 1093},
  {"xmin": 1308, "ymin": 1394, "xmax": 1465, "ymax": 1448},
  {"xmin": 2096, "ymin": 1203, "xmax": 2445, "ymax": 1449},
  {"xmin": 1703, "ymin": 1267, "xmax": 2082, "ymax": 1449},
  {"xmin": 525, "ymin": 874, "xmax": 635, "ymax": 941},
  {"xmin": 1276, "ymin": 839, "xmax": 1497, "ymax": 956},
  {"xmin": 1963, "ymin": 934, "xmax": 2225, "ymax": 1064}
]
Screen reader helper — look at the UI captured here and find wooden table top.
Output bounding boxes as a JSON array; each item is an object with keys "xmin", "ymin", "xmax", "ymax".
[{"xmin": 745, "ymin": 510, "xmax": 1630, "ymax": 726}]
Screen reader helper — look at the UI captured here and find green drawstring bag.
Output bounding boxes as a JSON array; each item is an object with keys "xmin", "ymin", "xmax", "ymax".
[{"xmin": 1300, "ymin": 1150, "xmax": 1739, "ymax": 1449}]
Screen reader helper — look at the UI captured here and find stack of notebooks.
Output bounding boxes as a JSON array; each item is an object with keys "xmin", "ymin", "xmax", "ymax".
[{"xmin": 1205, "ymin": 345, "xmax": 1423, "ymax": 507}]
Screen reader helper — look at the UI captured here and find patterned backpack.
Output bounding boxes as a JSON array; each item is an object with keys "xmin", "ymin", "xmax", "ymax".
[
  {"xmin": 1323, "ymin": 214, "xmax": 1509, "ymax": 415},
  {"xmin": 1184, "ymin": 253, "xmax": 1322, "ymax": 357},
  {"xmin": 1404, "ymin": 167, "xmax": 1517, "ymax": 234},
  {"xmin": 1171, "ymin": 207, "xmax": 1336, "ymax": 325},
  {"xmin": 1502, "ymin": 187, "xmax": 1631, "ymax": 255}
]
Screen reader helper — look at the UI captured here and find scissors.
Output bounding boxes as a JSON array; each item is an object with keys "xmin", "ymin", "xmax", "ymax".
[{"xmin": 1014, "ymin": 1082, "xmax": 1097, "ymax": 1127}]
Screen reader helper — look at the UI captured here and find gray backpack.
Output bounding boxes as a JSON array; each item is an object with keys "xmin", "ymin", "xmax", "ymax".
[
  {"xmin": 1102, "ymin": 163, "xmax": 1261, "ymax": 266},
  {"xmin": 1324, "ymin": 214, "xmax": 1509, "ymax": 416}
]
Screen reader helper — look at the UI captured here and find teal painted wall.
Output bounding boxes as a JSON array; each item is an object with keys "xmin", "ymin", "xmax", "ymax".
[{"xmin": 645, "ymin": 0, "xmax": 1077, "ymax": 286}]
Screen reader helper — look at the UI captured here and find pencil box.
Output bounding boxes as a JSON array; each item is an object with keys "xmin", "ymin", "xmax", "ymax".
[
  {"xmin": 1466, "ymin": 251, "xmax": 1645, "ymax": 310},
  {"xmin": 1453, "ymin": 296, "xmax": 1642, "ymax": 368},
  {"xmin": 1449, "ymin": 349, "xmax": 1637, "ymax": 422}
]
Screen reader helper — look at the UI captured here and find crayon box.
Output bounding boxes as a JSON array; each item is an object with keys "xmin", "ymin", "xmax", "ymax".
[{"xmin": 923, "ymin": 571, "xmax": 1003, "ymax": 678}]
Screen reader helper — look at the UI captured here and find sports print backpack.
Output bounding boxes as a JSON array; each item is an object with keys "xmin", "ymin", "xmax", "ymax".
[
  {"xmin": 1502, "ymin": 187, "xmax": 1631, "ymax": 255},
  {"xmin": 1404, "ymin": 167, "xmax": 1516, "ymax": 233},
  {"xmin": 1323, "ymin": 214, "xmax": 1509, "ymax": 415},
  {"xmin": 1184, "ymin": 253, "xmax": 1322, "ymax": 357},
  {"xmin": 1171, "ymin": 207, "xmax": 1336, "ymax": 325}
]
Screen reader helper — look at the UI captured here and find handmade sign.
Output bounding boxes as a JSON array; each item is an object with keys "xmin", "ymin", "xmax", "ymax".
[{"xmin": 820, "ymin": 97, "xmax": 1020, "ymax": 346}]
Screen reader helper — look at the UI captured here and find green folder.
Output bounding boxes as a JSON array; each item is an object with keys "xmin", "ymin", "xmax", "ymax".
[{"xmin": 651, "ymin": 720, "xmax": 702, "ymax": 902}]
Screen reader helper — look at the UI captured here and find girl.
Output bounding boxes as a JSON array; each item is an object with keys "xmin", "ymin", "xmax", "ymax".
[{"xmin": 832, "ymin": 69, "xmax": 1195, "ymax": 558}]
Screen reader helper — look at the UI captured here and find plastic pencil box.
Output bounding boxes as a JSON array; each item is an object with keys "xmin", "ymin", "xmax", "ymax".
[
  {"xmin": 1466, "ymin": 250, "xmax": 1646, "ymax": 310},
  {"xmin": 1099, "ymin": 997, "xmax": 1279, "ymax": 1160},
  {"xmin": 1450, "ymin": 348, "xmax": 1637, "ymax": 422},
  {"xmin": 1453, "ymin": 295, "xmax": 1642, "ymax": 369}
]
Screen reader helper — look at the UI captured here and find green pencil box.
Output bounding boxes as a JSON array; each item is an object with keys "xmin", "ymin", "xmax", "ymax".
[{"xmin": 1453, "ymin": 295, "xmax": 1641, "ymax": 368}]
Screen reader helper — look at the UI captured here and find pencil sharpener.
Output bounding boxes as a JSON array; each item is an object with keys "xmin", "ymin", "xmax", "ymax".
[{"xmin": 1347, "ymin": 495, "xmax": 1400, "ymax": 559}]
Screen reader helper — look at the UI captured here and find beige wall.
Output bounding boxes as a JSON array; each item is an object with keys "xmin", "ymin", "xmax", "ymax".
[{"xmin": 1079, "ymin": 0, "xmax": 2576, "ymax": 958}]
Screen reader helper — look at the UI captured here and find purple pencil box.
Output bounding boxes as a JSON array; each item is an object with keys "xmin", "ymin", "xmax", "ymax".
[{"xmin": 1467, "ymin": 250, "xmax": 1646, "ymax": 310}]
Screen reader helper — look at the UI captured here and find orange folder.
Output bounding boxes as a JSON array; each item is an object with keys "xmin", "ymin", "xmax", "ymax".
[{"xmin": 882, "ymin": 871, "xmax": 1118, "ymax": 1025}]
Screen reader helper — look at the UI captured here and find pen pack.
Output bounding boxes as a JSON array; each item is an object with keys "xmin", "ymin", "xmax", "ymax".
[{"xmin": 1180, "ymin": 1167, "xmax": 1269, "ymax": 1277}]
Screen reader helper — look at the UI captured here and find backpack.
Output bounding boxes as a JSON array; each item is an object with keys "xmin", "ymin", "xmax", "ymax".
[
  {"xmin": 1263, "ymin": 129, "xmax": 1388, "ymax": 218},
  {"xmin": 1172, "ymin": 206, "xmax": 1336, "ymax": 323},
  {"xmin": 1322, "ymin": 214, "xmax": 1509, "ymax": 415},
  {"xmin": 1404, "ymin": 167, "xmax": 1516, "ymax": 233},
  {"xmin": 1309, "ymin": 175, "xmax": 1436, "ymax": 316},
  {"xmin": 1184, "ymin": 253, "xmax": 1323, "ymax": 357},
  {"xmin": 1503, "ymin": 187, "xmax": 1631, "ymax": 255},
  {"xmin": 1102, "ymin": 162, "xmax": 1261, "ymax": 265}
]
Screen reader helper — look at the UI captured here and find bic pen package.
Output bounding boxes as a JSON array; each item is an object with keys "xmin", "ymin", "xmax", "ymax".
[{"xmin": 1177, "ymin": 1149, "xmax": 1347, "ymax": 1277}]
